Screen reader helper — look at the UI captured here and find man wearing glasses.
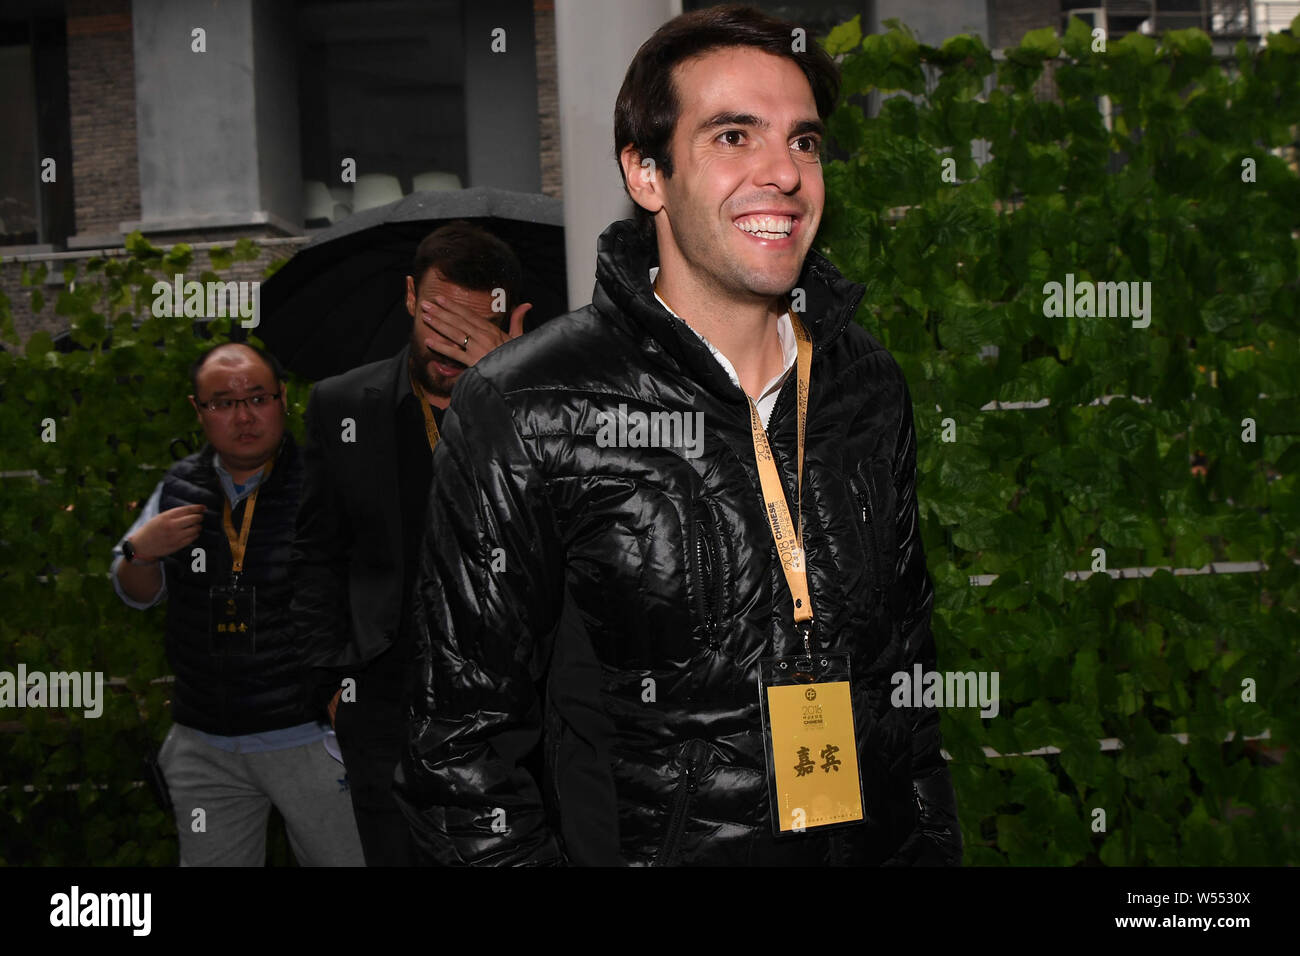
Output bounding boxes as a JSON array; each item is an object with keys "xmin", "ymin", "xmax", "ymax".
[{"xmin": 112, "ymin": 342, "xmax": 363, "ymax": 866}]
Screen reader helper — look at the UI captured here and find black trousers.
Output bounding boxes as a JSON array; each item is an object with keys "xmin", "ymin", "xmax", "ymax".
[{"xmin": 333, "ymin": 647, "xmax": 417, "ymax": 867}]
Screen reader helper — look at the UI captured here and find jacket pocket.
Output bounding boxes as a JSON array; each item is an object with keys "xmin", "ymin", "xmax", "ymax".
[
  {"xmin": 851, "ymin": 470, "xmax": 885, "ymax": 613},
  {"xmin": 651, "ymin": 738, "xmax": 708, "ymax": 867},
  {"xmin": 690, "ymin": 500, "xmax": 725, "ymax": 649}
]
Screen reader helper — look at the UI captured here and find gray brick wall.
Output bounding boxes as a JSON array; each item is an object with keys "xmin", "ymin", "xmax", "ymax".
[
  {"xmin": 991, "ymin": 0, "xmax": 1060, "ymax": 48},
  {"xmin": 1, "ymin": 236, "xmax": 310, "ymax": 346},
  {"xmin": 66, "ymin": 0, "xmax": 141, "ymax": 236}
]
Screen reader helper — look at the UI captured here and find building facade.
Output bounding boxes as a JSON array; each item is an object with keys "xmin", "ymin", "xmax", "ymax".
[{"xmin": 0, "ymin": 0, "xmax": 1284, "ymax": 340}]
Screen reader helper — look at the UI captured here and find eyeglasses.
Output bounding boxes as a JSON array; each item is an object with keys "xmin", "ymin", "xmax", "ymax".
[{"xmin": 196, "ymin": 392, "xmax": 281, "ymax": 414}]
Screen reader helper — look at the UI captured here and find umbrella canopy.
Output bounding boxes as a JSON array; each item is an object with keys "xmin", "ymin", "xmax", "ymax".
[{"xmin": 257, "ymin": 187, "xmax": 567, "ymax": 382}]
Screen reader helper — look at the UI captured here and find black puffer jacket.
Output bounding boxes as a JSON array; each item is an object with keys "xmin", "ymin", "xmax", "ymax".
[
  {"xmin": 158, "ymin": 437, "xmax": 313, "ymax": 735},
  {"xmin": 395, "ymin": 219, "xmax": 961, "ymax": 866}
]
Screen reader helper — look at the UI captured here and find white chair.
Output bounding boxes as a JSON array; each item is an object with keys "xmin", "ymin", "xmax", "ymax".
[
  {"xmin": 352, "ymin": 173, "xmax": 403, "ymax": 211},
  {"xmin": 327, "ymin": 184, "xmax": 352, "ymax": 223},
  {"xmin": 411, "ymin": 170, "xmax": 462, "ymax": 192},
  {"xmin": 302, "ymin": 180, "xmax": 334, "ymax": 224}
]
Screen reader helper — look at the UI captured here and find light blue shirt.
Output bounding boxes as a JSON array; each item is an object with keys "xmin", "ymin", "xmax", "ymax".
[{"xmin": 111, "ymin": 451, "xmax": 326, "ymax": 754}]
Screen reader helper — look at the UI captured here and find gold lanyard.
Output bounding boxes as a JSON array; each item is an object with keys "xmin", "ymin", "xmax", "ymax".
[
  {"xmin": 221, "ymin": 455, "xmax": 276, "ymax": 575},
  {"xmin": 410, "ymin": 371, "xmax": 441, "ymax": 453},
  {"xmin": 747, "ymin": 312, "xmax": 814, "ymax": 652},
  {"xmin": 655, "ymin": 281, "xmax": 815, "ymax": 650}
]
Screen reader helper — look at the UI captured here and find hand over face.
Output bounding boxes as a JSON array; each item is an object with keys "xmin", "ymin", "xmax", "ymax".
[{"xmin": 419, "ymin": 294, "xmax": 532, "ymax": 369}]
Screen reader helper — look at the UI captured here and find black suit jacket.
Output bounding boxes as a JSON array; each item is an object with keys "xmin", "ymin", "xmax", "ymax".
[{"xmin": 291, "ymin": 345, "xmax": 415, "ymax": 707}]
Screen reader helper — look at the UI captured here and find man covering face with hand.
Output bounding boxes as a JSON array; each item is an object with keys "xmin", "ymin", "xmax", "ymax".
[{"xmin": 291, "ymin": 220, "xmax": 530, "ymax": 866}]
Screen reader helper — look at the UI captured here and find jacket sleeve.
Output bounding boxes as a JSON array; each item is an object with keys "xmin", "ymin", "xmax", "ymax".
[
  {"xmin": 393, "ymin": 368, "xmax": 566, "ymax": 866},
  {"xmin": 882, "ymin": 378, "xmax": 963, "ymax": 867},
  {"xmin": 289, "ymin": 384, "xmax": 354, "ymax": 717}
]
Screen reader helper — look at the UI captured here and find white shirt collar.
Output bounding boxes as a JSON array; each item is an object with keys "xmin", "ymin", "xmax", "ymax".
[{"xmin": 648, "ymin": 266, "xmax": 797, "ymax": 407}]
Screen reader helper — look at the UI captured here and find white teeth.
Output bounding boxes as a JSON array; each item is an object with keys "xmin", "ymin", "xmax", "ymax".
[{"xmin": 735, "ymin": 215, "xmax": 792, "ymax": 237}]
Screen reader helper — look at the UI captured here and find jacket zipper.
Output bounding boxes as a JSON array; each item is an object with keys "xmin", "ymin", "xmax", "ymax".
[
  {"xmin": 652, "ymin": 740, "xmax": 705, "ymax": 866},
  {"xmin": 764, "ymin": 375, "xmax": 804, "ymax": 541},
  {"xmin": 693, "ymin": 504, "xmax": 724, "ymax": 648},
  {"xmin": 766, "ymin": 370, "xmax": 797, "ymax": 435},
  {"xmin": 855, "ymin": 481, "xmax": 884, "ymax": 611}
]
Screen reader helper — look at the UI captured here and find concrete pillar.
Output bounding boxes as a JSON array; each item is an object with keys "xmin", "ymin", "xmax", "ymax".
[
  {"xmin": 130, "ymin": 0, "xmax": 300, "ymax": 235},
  {"xmin": 464, "ymin": 0, "xmax": 542, "ymax": 192},
  {"xmin": 553, "ymin": 0, "xmax": 681, "ymax": 311}
]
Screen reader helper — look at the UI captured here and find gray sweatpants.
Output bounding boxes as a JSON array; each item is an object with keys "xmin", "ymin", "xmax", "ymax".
[{"xmin": 158, "ymin": 722, "xmax": 365, "ymax": 866}]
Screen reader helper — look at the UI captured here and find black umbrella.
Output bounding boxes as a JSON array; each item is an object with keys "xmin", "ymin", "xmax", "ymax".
[{"xmin": 257, "ymin": 187, "xmax": 566, "ymax": 382}]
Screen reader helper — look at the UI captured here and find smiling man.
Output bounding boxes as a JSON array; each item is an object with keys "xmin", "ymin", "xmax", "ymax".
[{"xmin": 395, "ymin": 4, "xmax": 961, "ymax": 866}]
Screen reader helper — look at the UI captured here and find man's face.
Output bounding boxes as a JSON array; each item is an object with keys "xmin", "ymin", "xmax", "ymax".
[
  {"xmin": 405, "ymin": 268, "xmax": 506, "ymax": 398},
  {"xmin": 190, "ymin": 346, "xmax": 286, "ymax": 471},
  {"xmin": 653, "ymin": 47, "xmax": 825, "ymax": 301}
]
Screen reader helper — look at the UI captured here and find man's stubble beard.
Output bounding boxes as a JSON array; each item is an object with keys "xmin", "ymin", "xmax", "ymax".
[
  {"xmin": 665, "ymin": 205, "xmax": 809, "ymax": 302},
  {"xmin": 408, "ymin": 329, "xmax": 461, "ymax": 399}
]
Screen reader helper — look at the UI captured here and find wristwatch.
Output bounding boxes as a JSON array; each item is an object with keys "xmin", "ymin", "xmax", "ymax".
[{"xmin": 121, "ymin": 538, "xmax": 157, "ymax": 566}]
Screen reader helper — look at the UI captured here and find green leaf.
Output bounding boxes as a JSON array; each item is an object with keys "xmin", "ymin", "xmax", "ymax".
[
  {"xmin": 162, "ymin": 243, "xmax": 193, "ymax": 273},
  {"xmin": 261, "ymin": 257, "xmax": 289, "ymax": 280},
  {"xmin": 823, "ymin": 14, "xmax": 862, "ymax": 56},
  {"xmin": 1099, "ymin": 829, "xmax": 1127, "ymax": 866},
  {"xmin": 124, "ymin": 230, "xmax": 163, "ymax": 259},
  {"xmin": 232, "ymin": 238, "xmax": 259, "ymax": 262},
  {"xmin": 1062, "ymin": 14, "xmax": 1097, "ymax": 59},
  {"xmin": 1101, "ymin": 513, "xmax": 1146, "ymax": 550},
  {"xmin": 1018, "ymin": 27, "xmax": 1060, "ymax": 60},
  {"xmin": 24, "ymin": 330, "xmax": 53, "ymax": 358},
  {"xmin": 208, "ymin": 246, "xmax": 234, "ymax": 271},
  {"xmin": 1201, "ymin": 294, "xmax": 1245, "ymax": 333}
]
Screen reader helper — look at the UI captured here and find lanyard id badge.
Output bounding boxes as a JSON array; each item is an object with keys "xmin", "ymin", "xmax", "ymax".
[
  {"xmin": 741, "ymin": 308, "xmax": 864, "ymax": 836},
  {"xmin": 209, "ymin": 582, "xmax": 256, "ymax": 655},
  {"xmin": 410, "ymin": 371, "xmax": 441, "ymax": 452},
  {"xmin": 758, "ymin": 651, "xmax": 864, "ymax": 835},
  {"xmin": 209, "ymin": 453, "xmax": 275, "ymax": 656}
]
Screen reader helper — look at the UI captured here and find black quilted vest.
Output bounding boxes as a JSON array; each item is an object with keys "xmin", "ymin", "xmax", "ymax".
[{"xmin": 157, "ymin": 435, "xmax": 312, "ymax": 734}]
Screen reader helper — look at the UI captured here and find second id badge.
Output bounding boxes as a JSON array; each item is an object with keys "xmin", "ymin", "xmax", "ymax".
[
  {"xmin": 209, "ymin": 583, "xmax": 255, "ymax": 655},
  {"xmin": 758, "ymin": 651, "xmax": 864, "ymax": 836}
]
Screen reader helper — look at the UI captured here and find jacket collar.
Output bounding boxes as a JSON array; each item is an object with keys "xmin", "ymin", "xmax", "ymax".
[
  {"xmin": 590, "ymin": 218, "xmax": 866, "ymax": 401},
  {"xmin": 388, "ymin": 343, "xmax": 415, "ymax": 410},
  {"xmin": 194, "ymin": 433, "xmax": 295, "ymax": 502},
  {"xmin": 356, "ymin": 343, "xmax": 415, "ymax": 409}
]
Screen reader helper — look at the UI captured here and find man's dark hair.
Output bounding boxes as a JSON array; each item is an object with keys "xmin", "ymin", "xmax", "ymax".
[
  {"xmin": 409, "ymin": 220, "xmax": 524, "ymax": 316},
  {"xmin": 613, "ymin": 4, "xmax": 841, "ymax": 239},
  {"xmin": 189, "ymin": 342, "xmax": 286, "ymax": 397}
]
